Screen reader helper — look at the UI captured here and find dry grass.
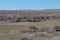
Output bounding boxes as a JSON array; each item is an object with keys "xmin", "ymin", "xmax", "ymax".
[{"xmin": 0, "ymin": 20, "xmax": 60, "ymax": 40}]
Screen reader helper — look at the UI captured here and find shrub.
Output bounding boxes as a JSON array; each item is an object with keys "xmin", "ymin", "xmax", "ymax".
[
  {"xmin": 20, "ymin": 37, "xmax": 29, "ymax": 40},
  {"xmin": 28, "ymin": 26, "xmax": 39, "ymax": 30},
  {"xmin": 53, "ymin": 26, "xmax": 60, "ymax": 32}
]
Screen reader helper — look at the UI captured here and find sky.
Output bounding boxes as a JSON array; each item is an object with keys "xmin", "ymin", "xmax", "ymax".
[{"xmin": 0, "ymin": 0, "xmax": 60, "ymax": 10}]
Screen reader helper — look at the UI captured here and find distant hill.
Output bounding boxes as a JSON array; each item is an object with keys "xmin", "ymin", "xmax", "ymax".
[{"xmin": 0, "ymin": 9, "xmax": 60, "ymax": 16}]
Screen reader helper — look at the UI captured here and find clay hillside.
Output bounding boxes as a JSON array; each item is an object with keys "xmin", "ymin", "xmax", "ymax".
[{"xmin": 0, "ymin": 9, "xmax": 60, "ymax": 22}]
